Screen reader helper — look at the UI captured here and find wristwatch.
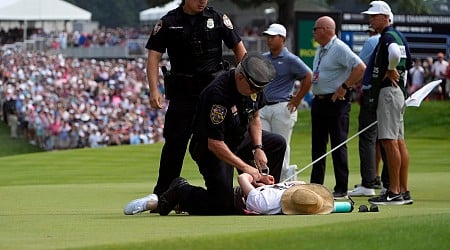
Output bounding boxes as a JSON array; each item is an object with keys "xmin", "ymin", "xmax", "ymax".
[
  {"xmin": 341, "ymin": 83, "xmax": 351, "ymax": 90},
  {"xmin": 252, "ymin": 144, "xmax": 263, "ymax": 155}
]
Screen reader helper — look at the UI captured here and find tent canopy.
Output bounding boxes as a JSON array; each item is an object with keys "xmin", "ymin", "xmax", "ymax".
[
  {"xmin": 139, "ymin": 0, "xmax": 181, "ymax": 22},
  {"xmin": 0, "ymin": 0, "xmax": 91, "ymax": 21}
]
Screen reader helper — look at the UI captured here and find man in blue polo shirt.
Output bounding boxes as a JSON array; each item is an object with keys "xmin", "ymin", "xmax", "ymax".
[{"xmin": 260, "ymin": 23, "xmax": 313, "ymax": 182}]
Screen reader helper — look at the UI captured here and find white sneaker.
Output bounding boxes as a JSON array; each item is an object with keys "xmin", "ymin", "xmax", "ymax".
[
  {"xmin": 283, "ymin": 165, "xmax": 298, "ymax": 182},
  {"xmin": 348, "ymin": 185, "xmax": 375, "ymax": 196},
  {"xmin": 123, "ymin": 194, "xmax": 158, "ymax": 215}
]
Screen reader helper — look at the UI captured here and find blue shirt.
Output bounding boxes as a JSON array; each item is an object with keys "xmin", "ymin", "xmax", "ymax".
[
  {"xmin": 312, "ymin": 36, "xmax": 363, "ymax": 95},
  {"xmin": 359, "ymin": 35, "xmax": 380, "ymax": 89},
  {"xmin": 262, "ymin": 47, "xmax": 312, "ymax": 103},
  {"xmin": 359, "ymin": 34, "xmax": 380, "ymax": 65}
]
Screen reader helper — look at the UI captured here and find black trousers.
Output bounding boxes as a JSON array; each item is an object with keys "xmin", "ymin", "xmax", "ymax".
[
  {"xmin": 359, "ymin": 90, "xmax": 390, "ymax": 188},
  {"xmin": 310, "ymin": 96, "xmax": 350, "ymax": 193},
  {"xmin": 178, "ymin": 130, "xmax": 286, "ymax": 215},
  {"xmin": 153, "ymin": 99, "xmax": 197, "ymax": 196},
  {"xmin": 358, "ymin": 91, "xmax": 378, "ymax": 187}
]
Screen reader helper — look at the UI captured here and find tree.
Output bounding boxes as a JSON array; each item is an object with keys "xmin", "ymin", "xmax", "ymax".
[{"xmin": 229, "ymin": 0, "xmax": 296, "ymax": 35}]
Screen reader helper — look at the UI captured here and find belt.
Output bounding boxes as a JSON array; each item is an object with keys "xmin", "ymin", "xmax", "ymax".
[
  {"xmin": 266, "ymin": 101, "xmax": 282, "ymax": 105},
  {"xmin": 314, "ymin": 93, "xmax": 334, "ymax": 100}
]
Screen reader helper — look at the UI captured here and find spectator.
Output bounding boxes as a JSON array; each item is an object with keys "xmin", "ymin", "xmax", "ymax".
[
  {"xmin": 259, "ymin": 23, "xmax": 312, "ymax": 182},
  {"xmin": 0, "ymin": 49, "xmax": 167, "ymax": 151},
  {"xmin": 309, "ymin": 16, "xmax": 365, "ymax": 199},
  {"xmin": 408, "ymin": 58, "xmax": 425, "ymax": 95},
  {"xmin": 431, "ymin": 52, "xmax": 449, "ymax": 100}
]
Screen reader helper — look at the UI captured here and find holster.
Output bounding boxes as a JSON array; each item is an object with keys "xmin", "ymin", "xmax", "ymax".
[
  {"xmin": 164, "ymin": 73, "xmax": 214, "ymax": 100},
  {"xmin": 189, "ymin": 136, "xmax": 207, "ymax": 162}
]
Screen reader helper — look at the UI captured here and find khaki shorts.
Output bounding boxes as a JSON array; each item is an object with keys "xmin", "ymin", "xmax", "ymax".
[{"xmin": 377, "ymin": 87, "xmax": 406, "ymax": 140}]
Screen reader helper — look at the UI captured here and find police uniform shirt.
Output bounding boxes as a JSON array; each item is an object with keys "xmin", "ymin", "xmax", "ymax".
[
  {"xmin": 375, "ymin": 26, "xmax": 413, "ymax": 88},
  {"xmin": 312, "ymin": 36, "xmax": 363, "ymax": 95},
  {"xmin": 262, "ymin": 47, "xmax": 312, "ymax": 103},
  {"xmin": 193, "ymin": 70, "xmax": 264, "ymax": 150},
  {"xmin": 146, "ymin": 6, "xmax": 242, "ymax": 74}
]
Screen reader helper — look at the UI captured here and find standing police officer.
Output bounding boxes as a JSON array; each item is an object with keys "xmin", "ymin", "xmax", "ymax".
[
  {"xmin": 145, "ymin": 0, "xmax": 247, "ymax": 198},
  {"xmin": 155, "ymin": 54, "xmax": 286, "ymax": 215}
]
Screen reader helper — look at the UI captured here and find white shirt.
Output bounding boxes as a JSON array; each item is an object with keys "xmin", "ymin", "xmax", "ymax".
[
  {"xmin": 245, "ymin": 182, "xmax": 297, "ymax": 214},
  {"xmin": 431, "ymin": 60, "xmax": 449, "ymax": 79}
]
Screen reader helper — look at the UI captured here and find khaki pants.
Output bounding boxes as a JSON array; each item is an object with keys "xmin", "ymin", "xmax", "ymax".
[{"xmin": 8, "ymin": 114, "xmax": 18, "ymax": 138}]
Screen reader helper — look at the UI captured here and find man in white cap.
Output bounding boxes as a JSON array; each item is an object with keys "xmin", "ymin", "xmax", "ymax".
[
  {"xmin": 349, "ymin": 13, "xmax": 394, "ymax": 197},
  {"xmin": 361, "ymin": 1, "xmax": 413, "ymax": 205},
  {"xmin": 260, "ymin": 23, "xmax": 312, "ymax": 182}
]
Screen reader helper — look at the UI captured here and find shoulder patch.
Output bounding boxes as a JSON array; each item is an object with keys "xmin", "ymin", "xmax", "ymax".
[
  {"xmin": 210, "ymin": 104, "xmax": 227, "ymax": 124},
  {"xmin": 152, "ymin": 20, "xmax": 163, "ymax": 35},
  {"xmin": 223, "ymin": 14, "xmax": 233, "ymax": 29}
]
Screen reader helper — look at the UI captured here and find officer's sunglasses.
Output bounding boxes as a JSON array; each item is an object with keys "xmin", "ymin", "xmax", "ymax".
[{"xmin": 241, "ymin": 72, "xmax": 265, "ymax": 92}]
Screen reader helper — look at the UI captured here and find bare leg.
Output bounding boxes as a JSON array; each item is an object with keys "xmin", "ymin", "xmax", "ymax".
[
  {"xmin": 375, "ymin": 142, "xmax": 381, "ymax": 177},
  {"xmin": 380, "ymin": 139, "xmax": 401, "ymax": 194},
  {"xmin": 398, "ymin": 139, "xmax": 409, "ymax": 193}
]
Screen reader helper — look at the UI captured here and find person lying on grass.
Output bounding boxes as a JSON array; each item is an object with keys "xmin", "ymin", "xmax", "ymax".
[
  {"xmin": 235, "ymin": 173, "xmax": 334, "ymax": 215},
  {"xmin": 123, "ymin": 174, "xmax": 333, "ymax": 215}
]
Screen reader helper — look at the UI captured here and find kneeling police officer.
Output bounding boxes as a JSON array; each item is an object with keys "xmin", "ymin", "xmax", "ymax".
[{"xmin": 157, "ymin": 54, "xmax": 287, "ymax": 215}]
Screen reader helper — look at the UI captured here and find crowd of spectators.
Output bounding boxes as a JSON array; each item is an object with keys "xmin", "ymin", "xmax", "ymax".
[
  {"xmin": 1, "ymin": 48, "xmax": 168, "ymax": 150},
  {"xmin": 0, "ymin": 26, "xmax": 153, "ymax": 49}
]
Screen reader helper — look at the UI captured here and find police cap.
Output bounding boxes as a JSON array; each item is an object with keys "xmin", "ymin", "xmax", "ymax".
[{"xmin": 240, "ymin": 54, "xmax": 276, "ymax": 90}]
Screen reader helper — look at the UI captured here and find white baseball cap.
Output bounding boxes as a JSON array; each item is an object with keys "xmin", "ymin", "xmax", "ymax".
[
  {"xmin": 263, "ymin": 23, "xmax": 286, "ymax": 38},
  {"xmin": 361, "ymin": 1, "xmax": 391, "ymax": 16}
]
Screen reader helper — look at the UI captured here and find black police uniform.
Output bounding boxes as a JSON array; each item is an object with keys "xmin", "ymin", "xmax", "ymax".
[
  {"xmin": 170, "ymin": 70, "xmax": 286, "ymax": 215},
  {"xmin": 145, "ymin": 5, "xmax": 242, "ymax": 196}
]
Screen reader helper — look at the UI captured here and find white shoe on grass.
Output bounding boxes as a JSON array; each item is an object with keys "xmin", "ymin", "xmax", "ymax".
[
  {"xmin": 348, "ymin": 185, "xmax": 375, "ymax": 196},
  {"xmin": 123, "ymin": 194, "xmax": 158, "ymax": 215}
]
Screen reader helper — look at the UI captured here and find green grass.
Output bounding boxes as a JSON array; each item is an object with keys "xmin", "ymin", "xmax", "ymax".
[{"xmin": 0, "ymin": 101, "xmax": 449, "ymax": 250}]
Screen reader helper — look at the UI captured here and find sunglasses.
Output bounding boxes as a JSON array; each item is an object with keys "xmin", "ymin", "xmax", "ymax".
[
  {"xmin": 241, "ymin": 72, "xmax": 265, "ymax": 92},
  {"xmin": 313, "ymin": 26, "xmax": 327, "ymax": 31}
]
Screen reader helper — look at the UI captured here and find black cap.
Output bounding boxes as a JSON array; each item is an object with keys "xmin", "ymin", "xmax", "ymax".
[{"xmin": 241, "ymin": 54, "xmax": 276, "ymax": 89}]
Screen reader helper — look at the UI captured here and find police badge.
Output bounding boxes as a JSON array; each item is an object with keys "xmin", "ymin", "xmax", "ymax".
[
  {"xmin": 210, "ymin": 104, "xmax": 227, "ymax": 124},
  {"xmin": 207, "ymin": 18, "xmax": 214, "ymax": 29}
]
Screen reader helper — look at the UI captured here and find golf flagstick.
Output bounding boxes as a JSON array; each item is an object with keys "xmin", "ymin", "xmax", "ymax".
[
  {"xmin": 282, "ymin": 121, "xmax": 378, "ymax": 183},
  {"xmin": 282, "ymin": 80, "xmax": 441, "ymax": 183},
  {"xmin": 405, "ymin": 80, "xmax": 441, "ymax": 107}
]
